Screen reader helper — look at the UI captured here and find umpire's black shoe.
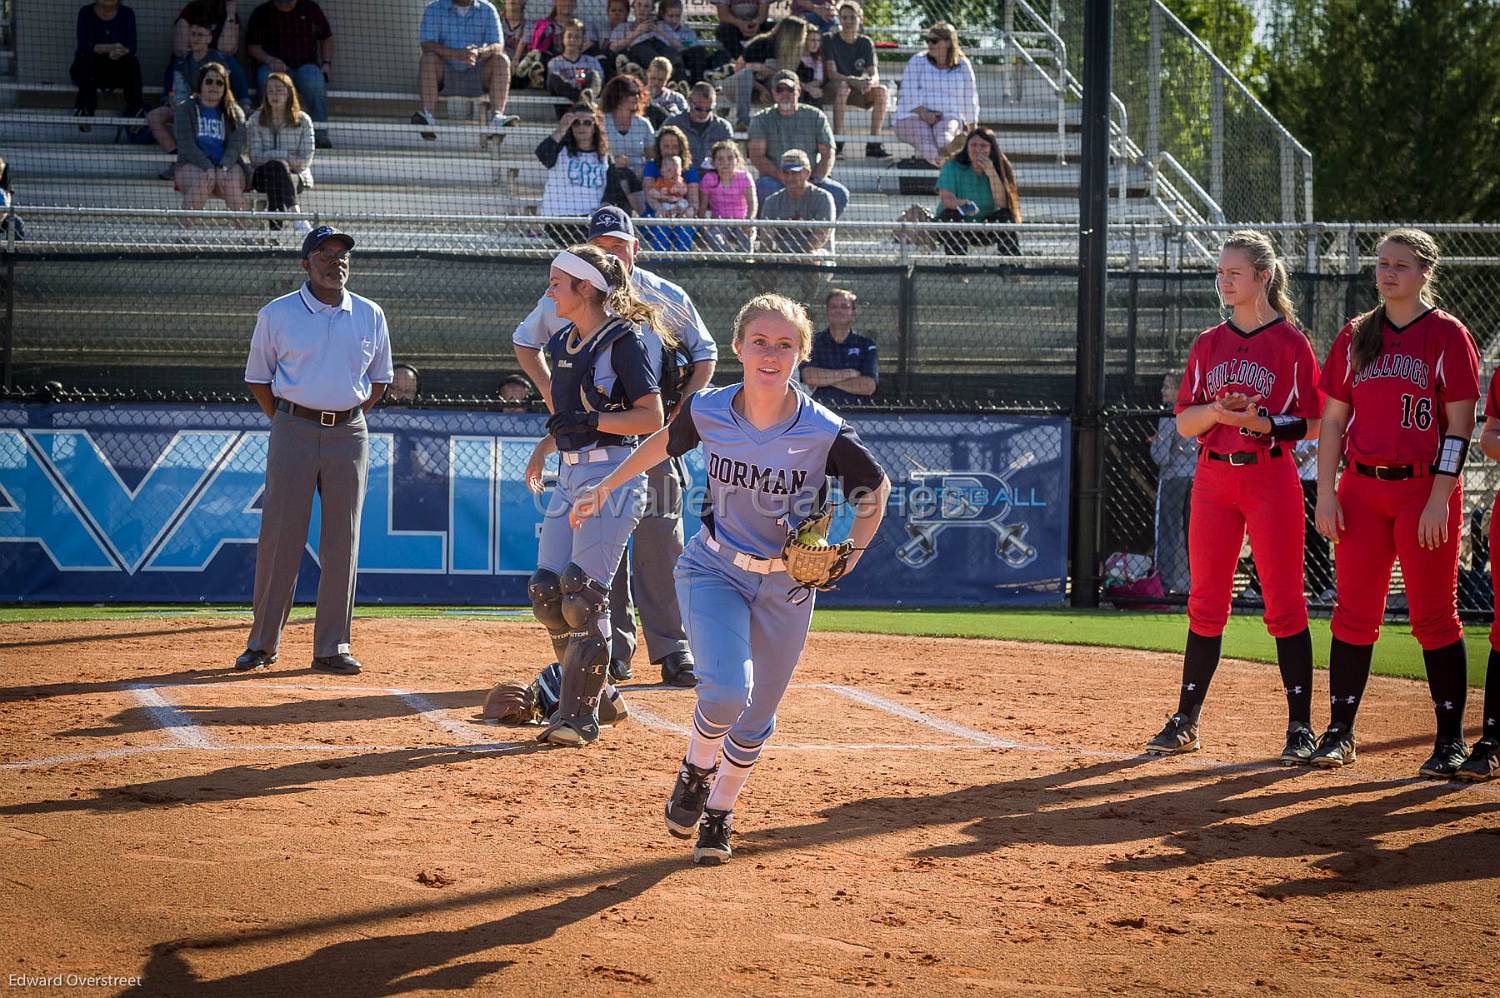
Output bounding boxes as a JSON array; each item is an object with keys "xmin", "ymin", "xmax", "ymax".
[
  {"xmin": 1144, "ymin": 713, "xmax": 1199, "ymax": 755},
  {"xmin": 659, "ymin": 651, "xmax": 697, "ymax": 687},
  {"xmin": 692, "ymin": 808, "xmax": 733, "ymax": 865},
  {"xmin": 234, "ymin": 648, "xmax": 277, "ymax": 671},
  {"xmin": 609, "ymin": 657, "xmax": 633, "ymax": 682},
  {"xmin": 311, "ymin": 653, "xmax": 362, "ymax": 676},
  {"xmin": 1309, "ymin": 722, "xmax": 1356, "ymax": 768},
  {"xmin": 1280, "ymin": 721, "xmax": 1317, "ymax": 766},
  {"xmin": 1417, "ymin": 736, "xmax": 1469, "ymax": 779},
  {"xmin": 1456, "ymin": 737, "xmax": 1499, "ymax": 782},
  {"xmin": 665, "ymin": 759, "xmax": 717, "ymax": 838}
]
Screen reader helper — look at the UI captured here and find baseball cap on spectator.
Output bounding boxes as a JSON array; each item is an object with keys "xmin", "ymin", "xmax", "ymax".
[
  {"xmin": 301, "ymin": 225, "xmax": 355, "ymax": 258},
  {"xmin": 587, "ymin": 205, "xmax": 638, "ymax": 245},
  {"xmin": 780, "ymin": 149, "xmax": 811, "ymax": 173},
  {"xmin": 770, "ymin": 70, "xmax": 800, "ymax": 91}
]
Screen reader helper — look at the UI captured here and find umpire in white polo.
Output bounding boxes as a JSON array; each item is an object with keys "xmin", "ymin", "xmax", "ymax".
[{"xmin": 236, "ymin": 225, "xmax": 393, "ymax": 676}]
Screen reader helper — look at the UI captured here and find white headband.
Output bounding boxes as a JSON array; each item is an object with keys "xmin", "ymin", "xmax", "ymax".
[{"xmin": 552, "ymin": 251, "xmax": 610, "ymax": 293}]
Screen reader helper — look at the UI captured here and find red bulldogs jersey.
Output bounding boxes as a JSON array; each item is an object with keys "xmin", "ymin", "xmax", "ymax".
[
  {"xmin": 1320, "ymin": 308, "xmax": 1480, "ymax": 465},
  {"xmin": 1485, "ymin": 364, "xmax": 1500, "ymax": 422},
  {"xmin": 1175, "ymin": 317, "xmax": 1322, "ymax": 453}
]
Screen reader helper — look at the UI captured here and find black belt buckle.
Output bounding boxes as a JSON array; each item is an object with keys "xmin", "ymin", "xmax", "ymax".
[
  {"xmin": 1226, "ymin": 451, "xmax": 1255, "ymax": 466},
  {"xmin": 320, "ymin": 410, "xmax": 336, "ymax": 427}
]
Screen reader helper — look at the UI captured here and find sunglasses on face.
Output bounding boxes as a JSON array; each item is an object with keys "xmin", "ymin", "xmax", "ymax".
[
  {"xmin": 691, "ymin": 105, "xmax": 711, "ymax": 113},
  {"xmin": 310, "ymin": 249, "xmax": 351, "ymax": 263},
  {"xmin": 202, "ymin": 78, "xmax": 226, "ymax": 88},
  {"xmin": 926, "ymin": 35, "xmax": 942, "ymax": 44}
]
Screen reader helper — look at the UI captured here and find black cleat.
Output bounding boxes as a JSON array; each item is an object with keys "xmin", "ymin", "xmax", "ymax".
[
  {"xmin": 311, "ymin": 653, "xmax": 361, "ymax": 676},
  {"xmin": 665, "ymin": 759, "xmax": 716, "ymax": 838},
  {"xmin": 234, "ymin": 648, "xmax": 277, "ymax": 671},
  {"xmin": 1456, "ymin": 737, "xmax": 1499, "ymax": 782},
  {"xmin": 659, "ymin": 651, "xmax": 697, "ymax": 687},
  {"xmin": 609, "ymin": 657, "xmax": 633, "ymax": 682},
  {"xmin": 1145, "ymin": 713, "xmax": 1199, "ymax": 755},
  {"xmin": 692, "ymin": 808, "xmax": 732, "ymax": 865},
  {"xmin": 1309, "ymin": 722, "xmax": 1356, "ymax": 768},
  {"xmin": 1280, "ymin": 720, "xmax": 1317, "ymax": 766},
  {"xmin": 1417, "ymin": 736, "xmax": 1470, "ymax": 779}
]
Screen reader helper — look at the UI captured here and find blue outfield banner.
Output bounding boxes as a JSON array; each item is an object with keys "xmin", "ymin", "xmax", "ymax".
[{"xmin": 0, "ymin": 404, "xmax": 1071, "ymax": 605}]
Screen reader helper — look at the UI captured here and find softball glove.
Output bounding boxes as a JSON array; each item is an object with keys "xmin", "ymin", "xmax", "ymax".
[{"xmin": 781, "ymin": 507, "xmax": 856, "ymax": 603}]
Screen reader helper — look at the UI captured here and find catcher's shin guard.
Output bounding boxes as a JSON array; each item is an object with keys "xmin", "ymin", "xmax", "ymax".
[
  {"xmin": 528, "ymin": 569, "xmax": 571, "ymax": 662},
  {"xmin": 539, "ymin": 564, "xmax": 612, "ymax": 747}
]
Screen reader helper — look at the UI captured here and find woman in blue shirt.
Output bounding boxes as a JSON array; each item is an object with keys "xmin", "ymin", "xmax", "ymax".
[
  {"xmin": 172, "ymin": 62, "xmax": 251, "ymax": 222},
  {"xmin": 70, "ymin": 1, "xmax": 145, "ymax": 122}
]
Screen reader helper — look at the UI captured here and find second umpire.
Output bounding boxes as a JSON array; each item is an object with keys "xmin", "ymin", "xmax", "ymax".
[{"xmin": 513, "ymin": 206, "xmax": 717, "ymax": 686}]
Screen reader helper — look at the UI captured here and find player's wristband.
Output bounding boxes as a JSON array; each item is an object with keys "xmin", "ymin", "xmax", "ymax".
[
  {"xmin": 1434, "ymin": 434, "xmax": 1469, "ymax": 477},
  {"xmin": 1267, "ymin": 414, "xmax": 1306, "ymax": 442}
]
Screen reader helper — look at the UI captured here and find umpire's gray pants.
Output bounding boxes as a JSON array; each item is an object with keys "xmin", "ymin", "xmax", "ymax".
[
  {"xmin": 247, "ymin": 408, "xmax": 369, "ymax": 658},
  {"xmin": 610, "ymin": 456, "xmax": 691, "ymax": 665}
]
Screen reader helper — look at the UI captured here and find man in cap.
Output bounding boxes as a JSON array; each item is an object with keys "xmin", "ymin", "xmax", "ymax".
[
  {"xmin": 512, "ymin": 205, "xmax": 718, "ymax": 687},
  {"xmin": 747, "ymin": 70, "xmax": 848, "ymax": 217},
  {"xmin": 756, "ymin": 149, "xmax": 835, "ymax": 253},
  {"xmin": 236, "ymin": 225, "xmax": 393, "ymax": 675}
]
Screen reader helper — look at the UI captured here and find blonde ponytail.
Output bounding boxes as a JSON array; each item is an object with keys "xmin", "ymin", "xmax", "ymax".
[{"xmin": 1222, "ymin": 228, "xmax": 1300, "ymax": 331}]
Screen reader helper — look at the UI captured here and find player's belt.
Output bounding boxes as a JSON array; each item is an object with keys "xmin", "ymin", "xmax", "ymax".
[
  {"xmin": 560, "ymin": 447, "xmax": 616, "ymax": 465},
  {"xmin": 276, "ymin": 399, "xmax": 361, "ymax": 426},
  {"xmin": 1353, "ymin": 462, "xmax": 1430, "ymax": 481},
  {"xmin": 703, "ymin": 535, "xmax": 786, "ymax": 575},
  {"xmin": 1205, "ymin": 446, "xmax": 1283, "ymax": 466}
]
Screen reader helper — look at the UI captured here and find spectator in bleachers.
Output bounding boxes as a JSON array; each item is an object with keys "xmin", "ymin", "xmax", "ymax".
[
  {"xmin": 716, "ymin": 16, "xmax": 807, "ymax": 130},
  {"xmin": 544, "ymin": 20, "xmax": 605, "ymax": 110},
  {"xmin": 747, "ymin": 70, "xmax": 848, "ymax": 217},
  {"xmin": 640, "ymin": 124, "xmax": 697, "ymax": 249},
  {"xmin": 0, "ymin": 154, "xmax": 22, "ymax": 240},
  {"xmin": 71, "ymin": 1, "xmax": 145, "ymax": 125},
  {"xmin": 934, "ymin": 126, "xmax": 1021, "ymax": 255},
  {"xmin": 796, "ymin": 29, "xmax": 827, "ymax": 110},
  {"xmin": 246, "ymin": 0, "xmax": 333, "ymax": 147},
  {"xmin": 413, "ymin": 0, "xmax": 520, "ymax": 140},
  {"xmin": 501, "ymin": 0, "xmax": 528, "ymax": 62},
  {"xmin": 644, "ymin": 56, "xmax": 687, "ymax": 129},
  {"xmin": 757, "ymin": 149, "xmax": 833, "ymax": 254},
  {"xmin": 148, "ymin": 20, "xmax": 251, "ymax": 179},
  {"xmin": 698, "ymin": 138, "xmax": 754, "ymax": 251},
  {"xmin": 665, "ymin": 82, "xmax": 732, "ymax": 169},
  {"xmin": 388, "ymin": 363, "xmax": 420, "ymax": 402},
  {"xmin": 522, "ymin": 0, "xmax": 584, "ymax": 69},
  {"xmin": 643, "ymin": 125, "xmax": 698, "ymax": 207},
  {"xmin": 824, "ymin": 2, "xmax": 889, "ymax": 159},
  {"xmin": 601, "ymin": 74, "xmax": 655, "ymax": 177},
  {"xmin": 713, "ymin": 0, "xmax": 768, "ymax": 61},
  {"xmin": 798, "ymin": 288, "xmax": 878, "ymax": 406},
  {"xmin": 173, "ymin": 1, "xmax": 240, "ymax": 56},
  {"xmin": 537, "ymin": 103, "xmax": 609, "ymax": 232},
  {"xmin": 893, "ymin": 22, "xmax": 978, "ymax": 167},
  {"xmin": 656, "ymin": 0, "xmax": 719, "ymax": 83},
  {"xmin": 248, "ymin": 71, "xmax": 314, "ymax": 234},
  {"xmin": 590, "ymin": 0, "xmax": 629, "ymax": 60},
  {"xmin": 607, "ymin": 0, "xmax": 683, "ymax": 81},
  {"xmin": 791, "ymin": 0, "xmax": 837, "ymax": 32},
  {"xmin": 1151, "ymin": 371, "xmax": 1195, "ymax": 595},
  {"xmin": 499, "ymin": 374, "xmax": 534, "ymax": 402},
  {"xmin": 173, "ymin": 62, "xmax": 251, "ymax": 220}
]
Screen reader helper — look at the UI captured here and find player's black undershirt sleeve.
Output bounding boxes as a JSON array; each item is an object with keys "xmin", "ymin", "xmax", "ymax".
[
  {"xmin": 826, "ymin": 423, "xmax": 886, "ymax": 499},
  {"xmin": 665, "ymin": 391, "xmax": 701, "ymax": 457}
]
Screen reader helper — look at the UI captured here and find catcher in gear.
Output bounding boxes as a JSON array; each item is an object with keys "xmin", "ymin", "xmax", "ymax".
[{"xmin": 570, "ymin": 293, "xmax": 890, "ymax": 866}]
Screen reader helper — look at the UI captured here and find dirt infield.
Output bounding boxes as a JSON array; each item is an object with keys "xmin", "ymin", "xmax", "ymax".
[{"xmin": 1, "ymin": 617, "xmax": 1497, "ymax": 996}]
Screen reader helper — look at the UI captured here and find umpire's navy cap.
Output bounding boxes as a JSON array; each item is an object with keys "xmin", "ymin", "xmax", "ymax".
[
  {"xmin": 301, "ymin": 225, "xmax": 356, "ymax": 258},
  {"xmin": 586, "ymin": 205, "xmax": 637, "ymax": 245}
]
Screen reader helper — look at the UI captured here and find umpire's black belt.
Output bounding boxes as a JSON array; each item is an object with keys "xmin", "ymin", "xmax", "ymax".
[
  {"xmin": 1205, "ymin": 446, "xmax": 1283, "ymax": 466},
  {"xmin": 277, "ymin": 399, "xmax": 362, "ymax": 426},
  {"xmin": 1353, "ymin": 461, "xmax": 1430, "ymax": 481}
]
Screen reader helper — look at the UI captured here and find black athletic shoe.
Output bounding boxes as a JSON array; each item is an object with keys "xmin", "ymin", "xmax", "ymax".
[
  {"xmin": 659, "ymin": 651, "xmax": 697, "ymax": 687},
  {"xmin": 234, "ymin": 648, "xmax": 277, "ymax": 671},
  {"xmin": 311, "ymin": 653, "xmax": 362, "ymax": 676},
  {"xmin": 865, "ymin": 142, "xmax": 890, "ymax": 159},
  {"xmin": 1417, "ymin": 736, "xmax": 1470, "ymax": 779},
  {"xmin": 692, "ymin": 807, "xmax": 732, "ymax": 865},
  {"xmin": 1280, "ymin": 720, "xmax": 1317, "ymax": 766},
  {"xmin": 1456, "ymin": 737, "xmax": 1499, "ymax": 782},
  {"xmin": 1145, "ymin": 713, "xmax": 1199, "ymax": 755},
  {"xmin": 609, "ymin": 657, "xmax": 633, "ymax": 682},
  {"xmin": 1309, "ymin": 722, "xmax": 1356, "ymax": 768},
  {"xmin": 665, "ymin": 759, "xmax": 716, "ymax": 838}
]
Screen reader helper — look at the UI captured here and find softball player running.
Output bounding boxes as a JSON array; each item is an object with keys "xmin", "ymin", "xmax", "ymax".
[
  {"xmin": 523, "ymin": 244, "xmax": 673, "ymax": 748},
  {"xmin": 1146, "ymin": 231, "xmax": 1324, "ymax": 763},
  {"xmin": 1313, "ymin": 229, "xmax": 1479, "ymax": 776},
  {"xmin": 1462, "ymin": 375, "xmax": 1500, "ymax": 781},
  {"xmin": 571, "ymin": 294, "xmax": 891, "ymax": 865}
]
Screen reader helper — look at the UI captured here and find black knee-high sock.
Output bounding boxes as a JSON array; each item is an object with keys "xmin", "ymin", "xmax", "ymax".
[
  {"xmin": 1328, "ymin": 636, "xmax": 1375, "ymax": 729},
  {"xmin": 1275, "ymin": 628, "xmax": 1314, "ymax": 725},
  {"xmin": 1422, "ymin": 639, "xmax": 1468, "ymax": 740},
  {"xmin": 1485, "ymin": 649, "xmax": 1500, "ymax": 742},
  {"xmin": 1176, "ymin": 630, "xmax": 1222, "ymax": 723}
]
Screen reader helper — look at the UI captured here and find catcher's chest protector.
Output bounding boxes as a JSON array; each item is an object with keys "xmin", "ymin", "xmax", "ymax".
[
  {"xmin": 545, "ymin": 318, "xmax": 642, "ymax": 450},
  {"xmin": 688, "ymin": 385, "xmax": 842, "ymax": 560}
]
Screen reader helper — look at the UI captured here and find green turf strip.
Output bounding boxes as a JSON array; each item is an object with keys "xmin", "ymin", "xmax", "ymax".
[{"xmin": 0, "ymin": 605, "xmax": 1488, "ymax": 686}]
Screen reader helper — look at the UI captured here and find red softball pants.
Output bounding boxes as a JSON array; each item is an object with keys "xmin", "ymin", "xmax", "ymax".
[
  {"xmin": 1187, "ymin": 451, "xmax": 1308, "ymax": 639},
  {"xmin": 1330, "ymin": 471, "xmax": 1463, "ymax": 650}
]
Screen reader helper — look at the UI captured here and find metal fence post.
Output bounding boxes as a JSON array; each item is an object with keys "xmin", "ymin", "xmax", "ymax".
[
  {"xmin": 896, "ymin": 266, "xmax": 914, "ymax": 399},
  {"xmin": 1209, "ymin": 68, "xmax": 1225, "ymax": 208},
  {"xmin": 1147, "ymin": 3, "xmax": 1161, "ymax": 161},
  {"xmin": 1280, "ymin": 135, "xmax": 1295, "ymax": 223}
]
